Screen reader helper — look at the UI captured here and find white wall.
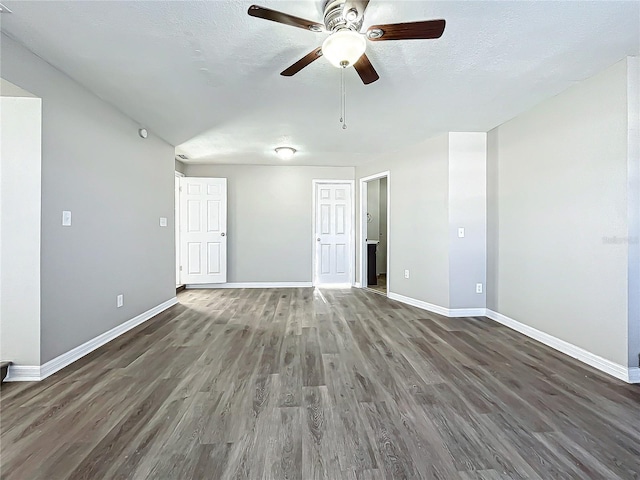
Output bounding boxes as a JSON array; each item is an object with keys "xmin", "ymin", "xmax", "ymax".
[
  {"xmin": 184, "ymin": 164, "xmax": 354, "ymax": 283},
  {"xmin": 448, "ymin": 132, "xmax": 487, "ymax": 309},
  {"xmin": 487, "ymin": 58, "xmax": 630, "ymax": 366},
  {"xmin": 0, "ymin": 95, "xmax": 42, "ymax": 365},
  {"xmin": 2, "ymin": 35, "xmax": 176, "ymax": 364},
  {"xmin": 356, "ymin": 134, "xmax": 451, "ymax": 306}
]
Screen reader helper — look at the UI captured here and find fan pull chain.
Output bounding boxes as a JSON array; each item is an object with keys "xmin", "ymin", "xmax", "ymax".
[{"xmin": 340, "ymin": 61, "xmax": 347, "ymax": 129}]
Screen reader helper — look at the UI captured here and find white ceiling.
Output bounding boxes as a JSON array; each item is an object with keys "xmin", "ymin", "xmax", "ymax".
[{"xmin": 1, "ymin": 1, "xmax": 638, "ymax": 166}]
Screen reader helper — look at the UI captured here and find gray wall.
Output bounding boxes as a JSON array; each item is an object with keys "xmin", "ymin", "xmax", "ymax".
[
  {"xmin": 626, "ymin": 56, "xmax": 640, "ymax": 368},
  {"xmin": 448, "ymin": 133, "xmax": 487, "ymax": 309},
  {"xmin": 367, "ymin": 179, "xmax": 380, "ymax": 242},
  {"xmin": 356, "ymin": 134, "xmax": 451, "ymax": 306},
  {"xmin": 184, "ymin": 164, "xmax": 354, "ymax": 283},
  {"xmin": 2, "ymin": 35, "xmax": 176, "ymax": 364},
  {"xmin": 487, "ymin": 58, "xmax": 630, "ymax": 366}
]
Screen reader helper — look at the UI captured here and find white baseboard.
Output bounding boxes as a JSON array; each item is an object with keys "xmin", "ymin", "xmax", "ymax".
[
  {"xmin": 386, "ymin": 292, "xmax": 484, "ymax": 318},
  {"xmin": 5, "ymin": 365, "xmax": 41, "ymax": 382},
  {"xmin": 5, "ymin": 297, "xmax": 178, "ymax": 382},
  {"xmin": 388, "ymin": 292, "xmax": 451, "ymax": 316},
  {"xmin": 448, "ymin": 308, "xmax": 487, "ymax": 318},
  {"xmin": 383, "ymin": 290, "xmax": 639, "ymax": 384},
  {"xmin": 354, "ymin": 282, "xmax": 362, "ymax": 288},
  {"xmin": 186, "ymin": 282, "xmax": 313, "ymax": 289},
  {"xmin": 485, "ymin": 309, "xmax": 638, "ymax": 384}
]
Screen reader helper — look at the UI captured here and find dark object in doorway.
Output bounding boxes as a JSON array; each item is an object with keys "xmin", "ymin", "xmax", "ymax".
[{"xmin": 1, "ymin": 361, "xmax": 12, "ymax": 384}]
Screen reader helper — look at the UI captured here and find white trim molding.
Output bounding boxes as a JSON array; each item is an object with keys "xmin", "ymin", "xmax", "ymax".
[
  {"xmin": 186, "ymin": 282, "xmax": 313, "ymax": 289},
  {"xmin": 5, "ymin": 297, "xmax": 178, "ymax": 382},
  {"xmin": 485, "ymin": 309, "xmax": 639, "ymax": 384},
  {"xmin": 387, "ymin": 292, "xmax": 485, "ymax": 318},
  {"xmin": 5, "ymin": 365, "xmax": 40, "ymax": 382},
  {"xmin": 383, "ymin": 289, "xmax": 639, "ymax": 384},
  {"xmin": 388, "ymin": 292, "xmax": 450, "ymax": 317}
]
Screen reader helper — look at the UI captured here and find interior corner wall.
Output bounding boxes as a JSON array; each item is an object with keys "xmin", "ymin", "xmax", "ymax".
[
  {"xmin": 175, "ymin": 159, "xmax": 186, "ymax": 174},
  {"xmin": 1, "ymin": 35, "xmax": 176, "ymax": 364},
  {"xmin": 183, "ymin": 163, "xmax": 355, "ymax": 283},
  {"xmin": 356, "ymin": 133, "xmax": 450, "ymax": 307},
  {"xmin": 486, "ymin": 129, "xmax": 499, "ymax": 312},
  {"xmin": 487, "ymin": 58, "xmax": 630, "ymax": 367},
  {"xmin": 448, "ymin": 132, "xmax": 487, "ymax": 309},
  {"xmin": 626, "ymin": 56, "xmax": 640, "ymax": 367},
  {"xmin": 0, "ymin": 95, "xmax": 42, "ymax": 365}
]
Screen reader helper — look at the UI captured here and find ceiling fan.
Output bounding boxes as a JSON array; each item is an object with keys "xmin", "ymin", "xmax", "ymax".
[{"xmin": 248, "ymin": 0, "xmax": 446, "ymax": 85}]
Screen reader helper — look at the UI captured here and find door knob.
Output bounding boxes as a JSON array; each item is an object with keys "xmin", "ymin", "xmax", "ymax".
[
  {"xmin": 221, "ymin": 233, "xmax": 226, "ymax": 237},
  {"xmin": 317, "ymin": 238, "xmax": 320, "ymax": 242}
]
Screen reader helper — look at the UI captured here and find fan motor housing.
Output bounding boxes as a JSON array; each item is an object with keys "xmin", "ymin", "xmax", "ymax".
[{"xmin": 323, "ymin": 0, "xmax": 363, "ymax": 32}]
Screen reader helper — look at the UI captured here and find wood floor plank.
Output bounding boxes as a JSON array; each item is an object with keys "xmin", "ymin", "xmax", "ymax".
[{"xmin": 1, "ymin": 287, "xmax": 639, "ymax": 480}]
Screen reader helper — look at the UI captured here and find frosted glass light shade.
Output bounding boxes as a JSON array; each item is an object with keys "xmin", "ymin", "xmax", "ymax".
[
  {"xmin": 275, "ymin": 147, "xmax": 296, "ymax": 160},
  {"xmin": 322, "ymin": 30, "xmax": 366, "ymax": 68}
]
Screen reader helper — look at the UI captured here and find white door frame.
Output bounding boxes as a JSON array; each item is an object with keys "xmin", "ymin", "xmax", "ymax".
[
  {"xmin": 359, "ymin": 171, "xmax": 390, "ymax": 292},
  {"xmin": 175, "ymin": 171, "xmax": 184, "ymax": 286},
  {"xmin": 312, "ymin": 179, "xmax": 355, "ymax": 287}
]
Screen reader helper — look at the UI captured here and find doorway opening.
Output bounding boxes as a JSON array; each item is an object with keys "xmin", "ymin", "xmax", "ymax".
[{"xmin": 359, "ymin": 172, "xmax": 390, "ymax": 296}]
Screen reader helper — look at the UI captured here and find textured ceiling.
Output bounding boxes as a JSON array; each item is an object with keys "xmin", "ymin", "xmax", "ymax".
[{"xmin": 1, "ymin": 1, "xmax": 639, "ymax": 166}]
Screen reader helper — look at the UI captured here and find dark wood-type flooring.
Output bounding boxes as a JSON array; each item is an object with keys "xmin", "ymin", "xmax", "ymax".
[{"xmin": 1, "ymin": 288, "xmax": 639, "ymax": 479}]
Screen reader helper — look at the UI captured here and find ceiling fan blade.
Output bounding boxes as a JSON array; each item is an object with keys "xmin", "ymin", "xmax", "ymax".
[
  {"xmin": 342, "ymin": 0, "xmax": 370, "ymax": 23},
  {"xmin": 367, "ymin": 19, "xmax": 446, "ymax": 41},
  {"xmin": 248, "ymin": 5, "xmax": 324, "ymax": 32},
  {"xmin": 281, "ymin": 48, "xmax": 323, "ymax": 77},
  {"xmin": 353, "ymin": 54, "xmax": 379, "ymax": 85}
]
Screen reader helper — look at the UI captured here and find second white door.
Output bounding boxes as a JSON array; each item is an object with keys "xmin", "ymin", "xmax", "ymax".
[
  {"xmin": 314, "ymin": 182, "xmax": 353, "ymax": 285},
  {"xmin": 180, "ymin": 177, "xmax": 227, "ymax": 284}
]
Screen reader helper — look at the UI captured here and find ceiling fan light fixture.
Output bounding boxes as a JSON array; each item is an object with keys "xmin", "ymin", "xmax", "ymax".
[
  {"xmin": 322, "ymin": 30, "xmax": 366, "ymax": 68},
  {"xmin": 275, "ymin": 146, "xmax": 296, "ymax": 160}
]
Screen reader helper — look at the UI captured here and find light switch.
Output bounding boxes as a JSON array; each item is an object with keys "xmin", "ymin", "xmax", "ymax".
[
  {"xmin": 458, "ymin": 227, "xmax": 465, "ymax": 238},
  {"xmin": 159, "ymin": 217, "xmax": 168, "ymax": 227},
  {"xmin": 62, "ymin": 211, "xmax": 72, "ymax": 226}
]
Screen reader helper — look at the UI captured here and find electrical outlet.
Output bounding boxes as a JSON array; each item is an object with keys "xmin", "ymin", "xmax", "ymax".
[
  {"xmin": 404, "ymin": 269, "xmax": 410, "ymax": 279},
  {"xmin": 458, "ymin": 227, "xmax": 465, "ymax": 238},
  {"xmin": 117, "ymin": 294, "xmax": 124, "ymax": 308},
  {"xmin": 476, "ymin": 283, "xmax": 483, "ymax": 294},
  {"xmin": 159, "ymin": 217, "xmax": 167, "ymax": 227}
]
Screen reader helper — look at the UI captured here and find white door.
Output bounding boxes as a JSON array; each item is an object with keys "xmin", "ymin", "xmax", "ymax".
[
  {"xmin": 314, "ymin": 182, "xmax": 353, "ymax": 285},
  {"xmin": 179, "ymin": 177, "xmax": 227, "ymax": 284}
]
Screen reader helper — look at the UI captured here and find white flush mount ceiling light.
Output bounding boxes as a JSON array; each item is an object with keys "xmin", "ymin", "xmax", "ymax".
[
  {"xmin": 275, "ymin": 147, "xmax": 296, "ymax": 160},
  {"xmin": 322, "ymin": 30, "xmax": 366, "ymax": 68}
]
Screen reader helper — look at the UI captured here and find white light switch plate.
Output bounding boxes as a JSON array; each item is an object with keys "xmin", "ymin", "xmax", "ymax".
[
  {"xmin": 458, "ymin": 227, "xmax": 465, "ymax": 238},
  {"xmin": 62, "ymin": 211, "xmax": 72, "ymax": 226},
  {"xmin": 159, "ymin": 217, "xmax": 168, "ymax": 227}
]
